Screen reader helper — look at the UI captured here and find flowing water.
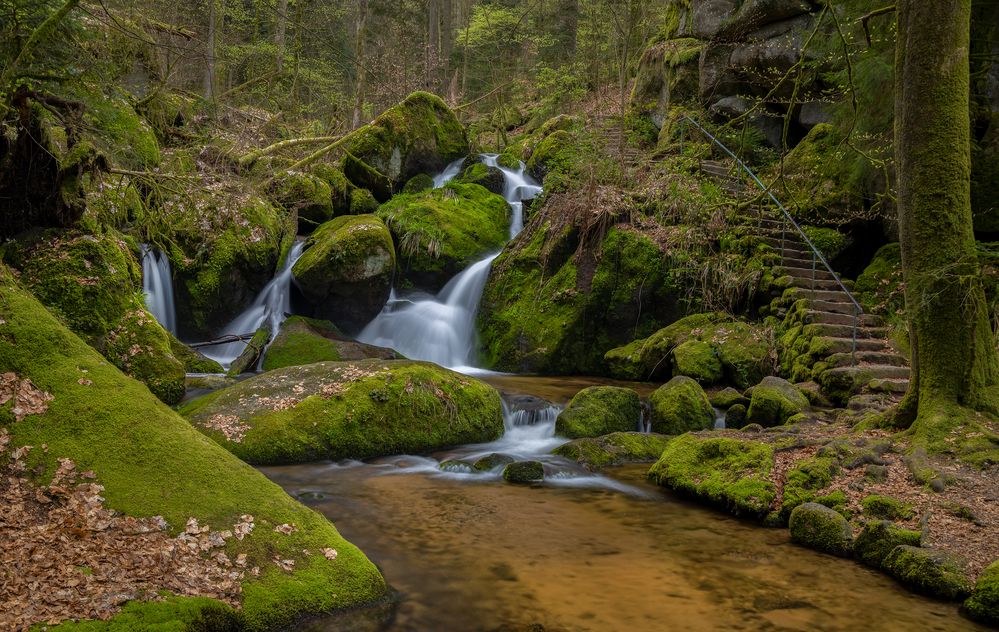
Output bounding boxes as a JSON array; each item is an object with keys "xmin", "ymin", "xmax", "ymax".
[
  {"xmin": 432, "ymin": 158, "xmax": 467, "ymax": 189},
  {"xmin": 140, "ymin": 245, "xmax": 177, "ymax": 335},
  {"xmin": 203, "ymin": 242, "xmax": 306, "ymax": 368},
  {"xmin": 357, "ymin": 156, "xmax": 543, "ymax": 372}
]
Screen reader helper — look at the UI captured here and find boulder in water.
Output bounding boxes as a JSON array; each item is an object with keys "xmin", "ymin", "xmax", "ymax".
[
  {"xmin": 648, "ymin": 376, "xmax": 714, "ymax": 435},
  {"xmin": 503, "ymin": 461, "xmax": 545, "ymax": 484},
  {"xmin": 376, "ymin": 183, "xmax": 510, "ymax": 291},
  {"xmin": 262, "ymin": 316, "xmax": 401, "ymax": 371},
  {"xmin": 854, "ymin": 520, "xmax": 922, "ymax": 569},
  {"xmin": 883, "ymin": 546, "xmax": 973, "ymax": 601},
  {"xmin": 554, "ymin": 386, "xmax": 641, "ymax": 439},
  {"xmin": 455, "ymin": 162, "xmax": 505, "ymax": 195},
  {"xmin": 553, "ymin": 432, "xmax": 672, "ymax": 470},
  {"xmin": 788, "ymin": 502, "xmax": 853, "ymax": 557},
  {"xmin": 964, "ymin": 560, "xmax": 999, "ymax": 626},
  {"xmin": 725, "ymin": 404, "xmax": 747, "ymax": 428},
  {"xmin": 473, "ymin": 453, "xmax": 515, "ymax": 472},
  {"xmin": 293, "ymin": 215, "xmax": 395, "ymax": 334},
  {"xmin": 747, "ymin": 376, "xmax": 809, "ymax": 427},
  {"xmin": 180, "ymin": 360, "xmax": 504, "ymax": 465}
]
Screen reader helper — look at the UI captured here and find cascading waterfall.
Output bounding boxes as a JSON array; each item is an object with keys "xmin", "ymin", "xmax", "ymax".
[
  {"xmin": 433, "ymin": 157, "xmax": 467, "ymax": 188},
  {"xmin": 140, "ymin": 245, "xmax": 177, "ymax": 335},
  {"xmin": 357, "ymin": 155, "xmax": 542, "ymax": 372},
  {"xmin": 203, "ymin": 241, "xmax": 306, "ymax": 368}
]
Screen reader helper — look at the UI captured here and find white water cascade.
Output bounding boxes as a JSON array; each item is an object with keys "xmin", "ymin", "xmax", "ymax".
[
  {"xmin": 433, "ymin": 157, "xmax": 467, "ymax": 188},
  {"xmin": 141, "ymin": 245, "xmax": 177, "ymax": 335},
  {"xmin": 357, "ymin": 155, "xmax": 542, "ymax": 372},
  {"xmin": 203, "ymin": 241, "xmax": 306, "ymax": 368}
]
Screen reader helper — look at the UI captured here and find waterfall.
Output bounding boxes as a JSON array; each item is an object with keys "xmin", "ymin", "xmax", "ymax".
[
  {"xmin": 433, "ymin": 157, "xmax": 466, "ymax": 188},
  {"xmin": 203, "ymin": 241, "xmax": 306, "ymax": 368},
  {"xmin": 357, "ymin": 155, "xmax": 542, "ymax": 372},
  {"xmin": 141, "ymin": 245, "xmax": 177, "ymax": 335}
]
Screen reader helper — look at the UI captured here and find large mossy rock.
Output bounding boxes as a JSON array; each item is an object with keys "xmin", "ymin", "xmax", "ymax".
[
  {"xmin": 788, "ymin": 502, "xmax": 853, "ymax": 557},
  {"xmin": 648, "ymin": 434, "xmax": 776, "ymax": 518},
  {"xmin": 341, "ymin": 91, "xmax": 468, "ymax": 188},
  {"xmin": 292, "ymin": 215, "xmax": 395, "ymax": 334},
  {"xmin": 455, "ymin": 162, "xmax": 505, "ymax": 195},
  {"xmin": 629, "ymin": 38, "xmax": 702, "ymax": 129},
  {"xmin": 180, "ymin": 360, "xmax": 504, "ymax": 465},
  {"xmin": 883, "ymin": 546, "xmax": 973, "ymax": 601},
  {"xmin": 553, "ymin": 432, "xmax": 672, "ymax": 470},
  {"xmin": 604, "ymin": 312, "xmax": 771, "ymax": 389},
  {"xmin": 554, "ymin": 386, "xmax": 641, "ymax": 438},
  {"xmin": 262, "ymin": 316, "xmax": 400, "ymax": 371},
  {"xmin": 648, "ymin": 376, "xmax": 714, "ymax": 435},
  {"xmin": 854, "ymin": 520, "xmax": 922, "ymax": 569},
  {"xmin": 747, "ymin": 376, "xmax": 809, "ymax": 427},
  {"xmin": 2, "ymin": 229, "xmax": 186, "ymax": 404},
  {"xmin": 0, "ymin": 266, "xmax": 387, "ymax": 630},
  {"xmin": 503, "ymin": 460, "xmax": 545, "ymax": 484},
  {"xmin": 271, "ymin": 172, "xmax": 334, "ymax": 232},
  {"xmin": 376, "ymin": 183, "xmax": 509, "ymax": 290},
  {"xmin": 964, "ymin": 560, "xmax": 999, "ymax": 626}
]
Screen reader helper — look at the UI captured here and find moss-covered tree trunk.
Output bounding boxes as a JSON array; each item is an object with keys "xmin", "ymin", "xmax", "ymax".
[{"xmin": 894, "ymin": 0, "xmax": 999, "ymax": 425}]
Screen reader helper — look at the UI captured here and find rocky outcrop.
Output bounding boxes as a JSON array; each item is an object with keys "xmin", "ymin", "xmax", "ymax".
[{"xmin": 261, "ymin": 316, "xmax": 400, "ymax": 371}]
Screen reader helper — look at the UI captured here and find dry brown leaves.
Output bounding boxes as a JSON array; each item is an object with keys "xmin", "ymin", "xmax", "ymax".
[
  {"xmin": 202, "ymin": 414, "xmax": 251, "ymax": 443},
  {"xmin": 0, "ymin": 372, "xmax": 54, "ymax": 422},
  {"xmin": 0, "ymin": 429, "xmax": 250, "ymax": 630}
]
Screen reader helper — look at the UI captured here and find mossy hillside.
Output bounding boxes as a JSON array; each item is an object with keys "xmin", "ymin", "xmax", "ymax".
[
  {"xmin": 261, "ymin": 316, "xmax": 400, "ymax": 371},
  {"xmin": 0, "ymin": 267, "xmax": 387, "ymax": 630},
  {"xmin": 648, "ymin": 376, "xmax": 714, "ymax": 435},
  {"xmin": 180, "ymin": 360, "xmax": 504, "ymax": 465},
  {"xmin": 270, "ymin": 172, "xmax": 334, "ymax": 232},
  {"xmin": 648, "ymin": 434, "xmax": 777, "ymax": 518},
  {"xmin": 629, "ymin": 37, "xmax": 701, "ymax": 129},
  {"xmin": 554, "ymin": 386, "xmax": 641, "ymax": 438},
  {"xmin": 376, "ymin": 183, "xmax": 509, "ymax": 290},
  {"xmin": 553, "ymin": 432, "xmax": 672, "ymax": 470},
  {"xmin": 341, "ymin": 91, "xmax": 469, "ymax": 186},
  {"xmin": 2, "ymin": 229, "xmax": 186, "ymax": 404},
  {"xmin": 70, "ymin": 84, "xmax": 161, "ymax": 170},
  {"xmin": 604, "ymin": 313, "xmax": 771, "ymax": 389},
  {"xmin": 964, "ymin": 560, "xmax": 999, "ymax": 626},
  {"xmin": 478, "ymin": 226, "xmax": 680, "ymax": 375},
  {"xmin": 292, "ymin": 215, "xmax": 395, "ymax": 333}
]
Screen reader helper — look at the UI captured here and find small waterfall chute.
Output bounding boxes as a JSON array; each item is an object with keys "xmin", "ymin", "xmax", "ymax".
[
  {"xmin": 141, "ymin": 245, "xmax": 177, "ymax": 335},
  {"xmin": 433, "ymin": 158, "xmax": 466, "ymax": 188}
]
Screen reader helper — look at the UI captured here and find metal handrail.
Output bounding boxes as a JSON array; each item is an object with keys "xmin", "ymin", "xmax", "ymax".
[{"xmin": 681, "ymin": 114, "xmax": 864, "ymax": 365}]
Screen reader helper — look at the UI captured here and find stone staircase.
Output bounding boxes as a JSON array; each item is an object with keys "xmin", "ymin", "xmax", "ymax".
[
  {"xmin": 699, "ymin": 159, "xmax": 911, "ymax": 409},
  {"xmin": 598, "ymin": 116, "xmax": 643, "ymax": 164}
]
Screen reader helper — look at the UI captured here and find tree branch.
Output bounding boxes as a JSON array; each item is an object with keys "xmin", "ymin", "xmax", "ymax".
[{"xmin": 860, "ymin": 5, "xmax": 896, "ymax": 47}]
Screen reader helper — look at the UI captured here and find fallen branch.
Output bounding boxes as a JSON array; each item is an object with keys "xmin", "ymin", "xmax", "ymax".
[
  {"xmin": 455, "ymin": 80, "xmax": 516, "ymax": 112},
  {"xmin": 217, "ymin": 70, "xmax": 281, "ymax": 102},
  {"xmin": 109, "ymin": 168, "xmax": 199, "ymax": 180},
  {"xmin": 267, "ymin": 135, "xmax": 354, "ymax": 184},
  {"xmin": 238, "ymin": 135, "xmax": 343, "ymax": 170},
  {"xmin": 189, "ymin": 333, "xmax": 258, "ymax": 349}
]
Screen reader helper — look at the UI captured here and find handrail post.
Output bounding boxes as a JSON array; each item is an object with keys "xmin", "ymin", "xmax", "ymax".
[
  {"xmin": 852, "ymin": 308, "xmax": 859, "ymax": 368},
  {"xmin": 812, "ymin": 250, "xmax": 816, "ymax": 293}
]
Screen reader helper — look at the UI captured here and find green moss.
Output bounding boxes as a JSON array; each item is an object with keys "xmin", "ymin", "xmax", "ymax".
[
  {"xmin": 377, "ymin": 183, "xmax": 509, "ymax": 289},
  {"xmin": 648, "ymin": 435, "xmax": 776, "ymax": 518},
  {"xmin": 170, "ymin": 336, "xmax": 224, "ymax": 374},
  {"xmin": 503, "ymin": 460, "xmax": 544, "ymax": 484},
  {"xmin": 136, "ymin": 91, "xmax": 196, "ymax": 141},
  {"xmin": 780, "ymin": 455, "xmax": 840, "ymax": 520},
  {"xmin": 271, "ymin": 173, "xmax": 334, "ymax": 231},
  {"xmin": 780, "ymin": 123, "xmax": 868, "ymax": 223},
  {"xmin": 455, "ymin": 162, "xmax": 504, "ymax": 194},
  {"xmin": 73, "ymin": 86, "xmax": 160, "ymax": 169},
  {"xmin": 554, "ymin": 386, "xmax": 641, "ymax": 438},
  {"xmin": 402, "ymin": 173, "xmax": 435, "ymax": 194},
  {"xmin": 709, "ymin": 387, "xmax": 749, "ymax": 409},
  {"xmin": 855, "ymin": 243, "xmax": 905, "ymax": 316},
  {"xmin": 261, "ymin": 316, "xmax": 399, "ymax": 371},
  {"xmin": 342, "ymin": 153, "xmax": 393, "ymax": 202},
  {"xmin": 649, "ymin": 376, "xmax": 714, "ymax": 435},
  {"xmin": 747, "ymin": 376, "xmax": 809, "ymax": 427},
  {"xmin": 349, "ymin": 188, "xmax": 380, "ymax": 215},
  {"xmin": 0, "ymin": 267, "xmax": 387, "ymax": 630},
  {"xmin": 41, "ymin": 596, "xmax": 240, "ymax": 631},
  {"xmin": 553, "ymin": 432, "xmax": 672, "ymax": 470},
  {"xmin": 527, "ymin": 130, "xmax": 573, "ymax": 180},
  {"xmin": 788, "ymin": 502, "xmax": 853, "ymax": 557},
  {"xmin": 964, "ymin": 560, "xmax": 999, "ymax": 625},
  {"xmin": 862, "ymin": 494, "xmax": 915, "ymax": 521},
  {"xmin": 801, "ymin": 226, "xmax": 852, "ymax": 260},
  {"xmin": 854, "ymin": 521, "xmax": 923, "ymax": 568},
  {"xmin": 311, "ymin": 164, "xmax": 352, "ymax": 216},
  {"xmin": 883, "ymin": 546, "xmax": 973, "ymax": 601},
  {"xmin": 180, "ymin": 360, "xmax": 504, "ymax": 465},
  {"xmin": 672, "ymin": 339, "xmax": 723, "ymax": 383},
  {"xmin": 227, "ymin": 328, "xmax": 270, "ymax": 377}
]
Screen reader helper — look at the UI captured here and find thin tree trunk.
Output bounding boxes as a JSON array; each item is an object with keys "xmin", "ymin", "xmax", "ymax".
[
  {"xmin": 204, "ymin": 0, "xmax": 218, "ymax": 101},
  {"xmin": 461, "ymin": 1, "xmax": 471, "ymax": 97},
  {"xmin": 441, "ymin": 0, "xmax": 453, "ymax": 93},
  {"xmin": 426, "ymin": 0, "xmax": 441, "ymax": 91},
  {"xmin": 351, "ymin": 0, "xmax": 369, "ymax": 129},
  {"xmin": 275, "ymin": 0, "xmax": 288, "ymax": 73},
  {"xmin": 894, "ymin": 0, "xmax": 999, "ymax": 424},
  {"xmin": 0, "ymin": 0, "xmax": 82, "ymax": 104}
]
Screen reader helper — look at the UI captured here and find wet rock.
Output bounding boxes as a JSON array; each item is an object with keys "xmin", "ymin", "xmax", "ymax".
[
  {"xmin": 725, "ymin": 404, "xmax": 748, "ymax": 428},
  {"xmin": 964, "ymin": 560, "xmax": 999, "ymax": 626},
  {"xmin": 262, "ymin": 316, "xmax": 400, "ymax": 371},
  {"xmin": 649, "ymin": 376, "xmax": 714, "ymax": 435},
  {"xmin": 555, "ymin": 386, "xmax": 641, "ymax": 438},
  {"xmin": 747, "ymin": 376, "xmax": 809, "ymax": 427},
  {"xmin": 503, "ymin": 461, "xmax": 545, "ymax": 484},
  {"xmin": 788, "ymin": 502, "xmax": 853, "ymax": 557},
  {"xmin": 455, "ymin": 162, "xmax": 505, "ymax": 195},
  {"xmin": 553, "ymin": 432, "xmax": 672, "ymax": 470},
  {"xmin": 473, "ymin": 453, "xmax": 515, "ymax": 472},
  {"xmin": 883, "ymin": 546, "xmax": 972, "ymax": 601},
  {"xmin": 854, "ymin": 521, "xmax": 922, "ymax": 569}
]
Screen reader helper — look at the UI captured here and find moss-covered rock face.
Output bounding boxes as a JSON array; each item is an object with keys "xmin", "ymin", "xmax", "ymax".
[
  {"xmin": 779, "ymin": 123, "xmax": 870, "ymax": 223},
  {"xmin": 271, "ymin": 173, "xmax": 334, "ymax": 233},
  {"xmin": 526, "ymin": 129, "xmax": 573, "ymax": 181},
  {"xmin": 854, "ymin": 521, "xmax": 923, "ymax": 569},
  {"xmin": 855, "ymin": 243, "xmax": 905, "ymax": 316},
  {"xmin": 349, "ymin": 188, "xmax": 381, "ymax": 215},
  {"xmin": 788, "ymin": 502, "xmax": 853, "ymax": 557},
  {"xmin": 883, "ymin": 546, "xmax": 973, "ymax": 601},
  {"xmin": 648, "ymin": 434, "xmax": 776, "ymax": 518},
  {"xmin": 262, "ymin": 316, "xmax": 400, "ymax": 371},
  {"xmin": 629, "ymin": 38, "xmax": 702, "ymax": 129},
  {"xmin": 343, "ymin": 153, "xmax": 394, "ymax": 203},
  {"xmin": 292, "ymin": 215, "xmax": 395, "ymax": 333},
  {"xmin": 0, "ymin": 266, "xmax": 387, "ymax": 629},
  {"xmin": 2, "ymin": 230, "xmax": 186, "ymax": 404},
  {"xmin": 746, "ymin": 376, "xmax": 808, "ymax": 427},
  {"xmin": 964, "ymin": 560, "xmax": 999, "ymax": 626},
  {"xmin": 341, "ymin": 92, "xmax": 469, "ymax": 187},
  {"xmin": 376, "ymin": 183, "xmax": 509, "ymax": 290},
  {"xmin": 709, "ymin": 387, "xmax": 750, "ymax": 409},
  {"xmin": 605, "ymin": 313, "xmax": 771, "ymax": 389},
  {"xmin": 503, "ymin": 460, "xmax": 545, "ymax": 484},
  {"xmin": 554, "ymin": 386, "xmax": 641, "ymax": 439},
  {"xmin": 648, "ymin": 376, "xmax": 714, "ymax": 435},
  {"xmin": 553, "ymin": 432, "xmax": 672, "ymax": 470},
  {"xmin": 455, "ymin": 162, "xmax": 505, "ymax": 195},
  {"xmin": 180, "ymin": 360, "xmax": 504, "ymax": 465}
]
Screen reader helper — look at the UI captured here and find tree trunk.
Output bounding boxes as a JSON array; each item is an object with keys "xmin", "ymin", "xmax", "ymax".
[
  {"xmin": 351, "ymin": 0, "xmax": 369, "ymax": 130},
  {"xmin": 554, "ymin": 0, "xmax": 579, "ymax": 63},
  {"xmin": 894, "ymin": 0, "xmax": 999, "ymax": 424},
  {"xmin": 441, "ymin": 0, "xmax": 454, "ymax": 93},
  {"xmin": 426, "ymin": 0, "xmax": 441, "ymax": 91},
  {"xmin": 204, "ymin": 0, "xmax": 218, "ymax": 101},
  {"xmin": 275, "ymin": 0, "xmax": 288, "ymax": 73}
]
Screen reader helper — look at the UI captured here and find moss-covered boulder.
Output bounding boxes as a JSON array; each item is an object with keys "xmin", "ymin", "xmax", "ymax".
[
  {"xmin": 883, "ymin": 546, "xmax": 973, "ymax": 601},
  {"xmin": 341, "ymin": 92, "xmax": 468, "ymax": 187},
  {"xmin": 503, "ymin": 460, "xmax": 545, "ymax": 484},
  {"xmin": 262, "ymin": 316, "xmax": 400, "ymax": 371},
  {"xmin": 527, "ymin": 130, "xmax": 573, "ymax": 181},
  {"xmin": 376, "ymin": 183, "xmax": 509, "ymax": 290},
  {"xmin": 342, "ymin": 153, "xmax": 393, "ymax": 203},
  {"xmin": 180, "ymin": 360, "xmax": 503, "ymax": 465},
  {"xmin": 964, "ymin": 560, "xmax": 999, "ymax": 626},
  {"xmin": 648, "ymin": 376, "xmax": 714, "ymax": 435},
  {"xmin": 605, "ymin": 313, "xmax": 771, "ymax": 389},
  {"xmin": 788, "ymin": 502, "xmax": 853, "ymax": 557},
  {"xmin": 709, "ymin": 387, "xmax": 750, "ymax": 409},
  {"xmin": 403, "ymin": 173, "xmax": 435, "ymax": 194},
  {"xmin": 0, "ymin": 266, "xmax": 386, "ymax": 630},
  {"xmin": 473, "ymin": 453, "xmax": 515, "ymax": 472},
  {"xmin": 455, "ymin": 162, "xmax": 505, "ymax": 195},
  {"xmin": 312, "ymin": 163, "xmax": 353, "ymax": 216},
  {"xmin": 862, "ymin": 494, "xmax": 915, "ymax": 521},
  {"xmin": 854, "ymin": 521, "xmax": 923, "ymax": 569},
  {"xmin": 170, "ymin": 337, "xmax": 225, "ymax": 374},
  {"xmin": 746, "ymin": 376, "xmax": 809, "ymax": 427},
  {"xmin": 2, "ymin": 229, "xmax": 186, "ymax": 404},
  {"xmin": 271, "ymin": 172, "xmax": 334, "ymax": 232},
  {"xmin": 780, "ymin": 123, "xmax": 870, "ymax": 222},
  {"xmin": 630, "ymin": 38, "xmax": 702, "ymax": 129},
  {"xmin": 292, "ymin": 215, "xmax": 395, "ymax": 333},
  {"xmin": 648, "ymin": 434, "xmax": 776, "ymax": 518},
  {"xmin": 725, "ymin": 404, "xmax": 747, "ymax": 428},
  {"xmin": 349, "ymin": 188, "xmax": 380, "ymax": 215},
  {"xmin": 554, "ymin": 386, "xmax": 641, "ymax": 438},
  {"xmin": 553, "ymin": 432, "xmax": 672, "ymax": 470}
]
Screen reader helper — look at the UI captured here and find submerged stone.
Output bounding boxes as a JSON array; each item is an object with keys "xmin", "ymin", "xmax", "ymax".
[
  {"xmin": 503, "ymin": 461, "xmax": 545, "ymax": 484},
  {"xmin": 473, "ymin": 453, "xmax": 515, "ymax": 471}
]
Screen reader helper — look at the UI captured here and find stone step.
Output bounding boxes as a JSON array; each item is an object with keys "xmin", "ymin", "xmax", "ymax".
[
  {"xmin": 868, "ymin": 378, "xmax": 910, "ymax": 394},
  {"xmin": 786, "ymin": 288, "xmax": 855, "ymax": 303},
  {"xmin": 826, "ymin": 351, "xmax": 908, "ymax": 368},
  {"xmin": 826, "ymin": 364, "xmax": 911, "ymax": 381},
  {"xmin": 789, "ymin": 277, "xmax": 852, "ymax": 292},
  {"xmin": 809, "ymin": 299, "xmax": 865, "ymax": 315},
  {"xmin": 778, "ymin": 266, "xmax": 838, "ymax": 281},
  {"xmin": 812, "ymin": 336, "xmax": 890, "ymax": 355},
  {"xmin": 761, "ymin": 236, "xmax": 807, "ymax": 250},
  {"xmin": 803, "ymin": 310, "xmax": 883, "ymax": 327},
  {"xmin": 807, "ymin": 323, "xmax": 887, "ymax": 339}
]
